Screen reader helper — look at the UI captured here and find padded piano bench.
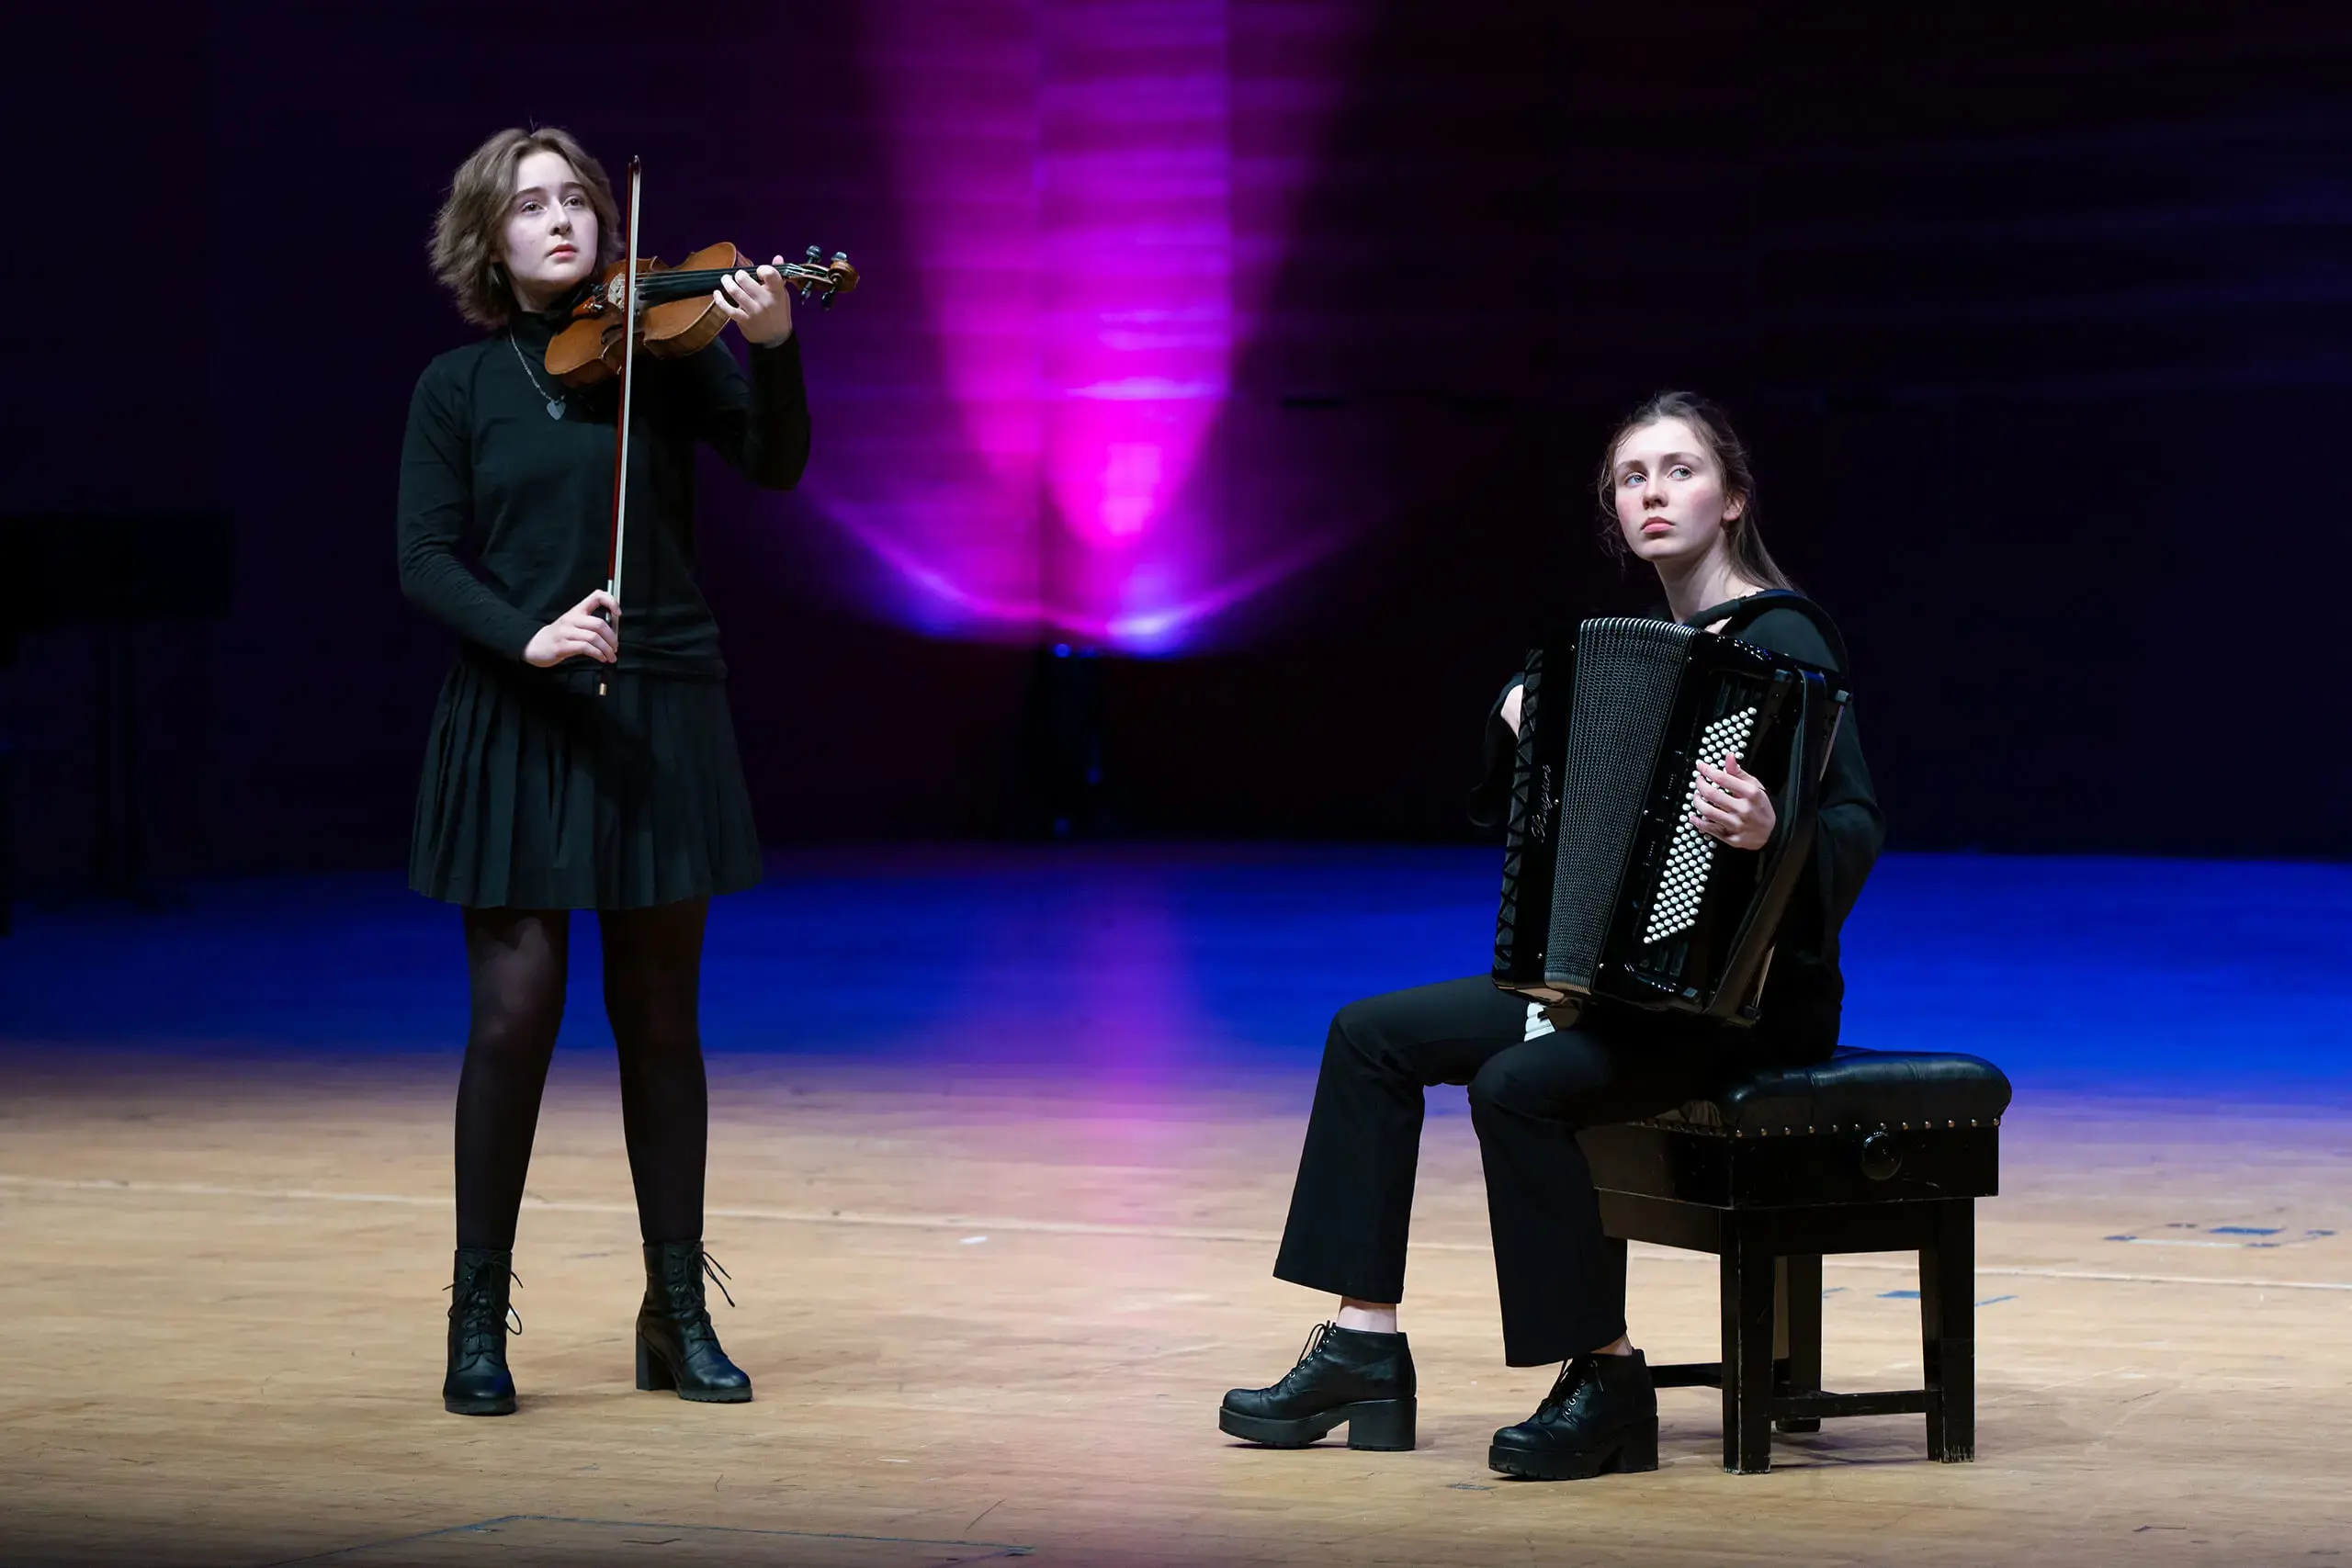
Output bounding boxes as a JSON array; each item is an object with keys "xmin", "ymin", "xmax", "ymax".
[{"xmin": 1580, "ymin": 1046, "xmax": 2013, "ymax": 1473}]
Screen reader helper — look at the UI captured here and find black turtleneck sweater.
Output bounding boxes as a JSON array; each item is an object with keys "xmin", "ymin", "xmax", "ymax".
[
  {"xmin": 396, "ymin": 303, "xmax": 810, "ymax": 678},
  {"xmin": 1476, "ymin": 598, "xmax": 1884, "ymax": 1053}
]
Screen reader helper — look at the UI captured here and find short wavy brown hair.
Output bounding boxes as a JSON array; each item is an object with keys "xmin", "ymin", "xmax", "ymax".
[{"xmin": 430, "ymin": 127, "xmax": 622, "ymax": 330}]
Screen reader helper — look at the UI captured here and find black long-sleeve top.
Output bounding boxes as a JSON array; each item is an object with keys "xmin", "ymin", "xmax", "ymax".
[
  {"xmin": 396, "ymin": 300, "xmax": 810, "ymax": 678},
  {"xmin": 1475, "ymin": 599, "xmax": 1885, "ymax": 1054}
]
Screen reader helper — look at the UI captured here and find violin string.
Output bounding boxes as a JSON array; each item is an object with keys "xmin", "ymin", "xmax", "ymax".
[
  {"xmin": 585, "ymin": 260, "xmax": 845, "ymax": 319},
  {"xmin": 644, "ymin": 265, "xmax": 829, "ymax": 298}
]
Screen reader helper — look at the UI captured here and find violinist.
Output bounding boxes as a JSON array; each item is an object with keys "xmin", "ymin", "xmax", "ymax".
[{"xmin": 397, "ymin": 126, "xmax": 809, "ymax": 1416}]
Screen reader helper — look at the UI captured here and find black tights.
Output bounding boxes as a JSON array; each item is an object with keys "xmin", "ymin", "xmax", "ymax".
[{"xmin": 453, "ymin": 899, "xmax": 711, "ymax": 1250}]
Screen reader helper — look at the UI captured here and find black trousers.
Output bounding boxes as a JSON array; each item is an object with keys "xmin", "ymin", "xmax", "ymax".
[{"xmin": 1273, "ymin": 976, "xmax": 1758, "ymax": 1366}]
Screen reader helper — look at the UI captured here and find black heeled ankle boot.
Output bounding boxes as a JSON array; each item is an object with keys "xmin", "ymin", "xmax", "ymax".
[
  {"xmin": 1218, "ymin": 1323, "xmax": 1417, "ymax": 1450},
  {"xmin": 1487, "ymin": 1349, "xmax": 1658, "ymax": 1480},
  {"xmin": 443, "ymin": 1247, "xmax": 518, "ymax": 1416},
  {"xmin": 634, "ymin": 1241, "xmax": 752, "ymax": 1404}
]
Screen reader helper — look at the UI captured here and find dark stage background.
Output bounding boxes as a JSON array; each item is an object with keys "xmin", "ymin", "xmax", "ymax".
[{"xmin": 6, "ymin": 1, "xmax": 2349, "ymax": 893}]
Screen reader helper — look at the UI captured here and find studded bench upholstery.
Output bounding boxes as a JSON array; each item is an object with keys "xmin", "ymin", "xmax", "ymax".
[{"xmin": 1580, "ymin": 1046, "xmax": 2014, "ymax": 1473}]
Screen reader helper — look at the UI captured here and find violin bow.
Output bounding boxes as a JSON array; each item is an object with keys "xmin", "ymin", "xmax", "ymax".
[{"xmin": 600, "ymin": 155, "xmax": 644, "ymax": 700}]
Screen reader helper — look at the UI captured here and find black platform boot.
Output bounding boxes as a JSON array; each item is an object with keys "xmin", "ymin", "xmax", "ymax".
[
  {"xmin": 634, "ymin": 1242, "xmax": 752, "ymax": 1404},
  {"xmin": 443, "ymin": 1247, "xmax": 519, "ymax": 1416},
  {"xmin": 1218, "ymin": 1323, "xmax": 1417, "ymax": 1450},
  {"xmin": 1487, "ymin": 1350, "xmax": 1658, "ymax": 1479}
]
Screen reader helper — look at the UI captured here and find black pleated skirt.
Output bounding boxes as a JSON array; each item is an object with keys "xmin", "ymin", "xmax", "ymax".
[{"xmin": 409, "ymin": 653, "xmax": 764, "ymax": 910}]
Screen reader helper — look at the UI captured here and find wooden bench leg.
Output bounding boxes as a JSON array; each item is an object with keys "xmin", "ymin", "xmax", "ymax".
[
  {"xmin": 1774, "ymin": 1253, "xmax": 1824, "ymax": 1434},
  {"xmin": 1721, "ymin": 1216, "xmax": 1776, "ymax": 1472},
  {"xmin": 1920, "ymin": 1197, "xmax": 1976, "ymax": 1462}
]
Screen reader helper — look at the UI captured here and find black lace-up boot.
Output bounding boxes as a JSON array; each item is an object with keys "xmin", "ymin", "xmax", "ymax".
[
  {"xmin": 635, "ymin": 1241, "xmax": 752, "ymax": 1404},
  {"xmin": 443, "ymin": 1247, "xmax": 519, "ymax": 1416},
  {"xmin": 1218, "ymin": 1323, "xmax": 1417, "ymax": 1450},
  {"xmin": 1487, "ymin": 1350, "xmax": 1658, "ymax": 1479}
]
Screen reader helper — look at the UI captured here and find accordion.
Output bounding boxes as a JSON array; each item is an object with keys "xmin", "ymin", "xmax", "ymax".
[{"xmin": 1493, "ymin": 616, "xmax": 1847, "ymax": 1025}]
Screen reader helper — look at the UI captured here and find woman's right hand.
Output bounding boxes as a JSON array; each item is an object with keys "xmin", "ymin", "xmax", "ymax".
[{"xmin": 523, "ymin": 590, "xmax": 619, "ymax": 667}]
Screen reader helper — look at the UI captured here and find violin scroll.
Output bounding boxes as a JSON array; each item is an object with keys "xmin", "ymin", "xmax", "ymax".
[{"xmin": 797, "ymin": 245, "xmax": 860, "ymax": 310}]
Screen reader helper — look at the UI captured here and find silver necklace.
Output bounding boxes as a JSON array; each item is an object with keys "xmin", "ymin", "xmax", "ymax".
[{"xmin": 506, "ymin": 331, "xmax": 567, "ymax": 421}]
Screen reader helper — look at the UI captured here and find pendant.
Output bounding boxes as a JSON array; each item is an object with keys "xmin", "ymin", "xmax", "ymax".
[{"xmin": 546, "ymin": 398, "xmax": 566, "ymax": 421}]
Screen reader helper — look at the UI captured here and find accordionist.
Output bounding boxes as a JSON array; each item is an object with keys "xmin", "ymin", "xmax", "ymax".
[{"xmin": 1216, "ymin": 391, "xmax": 1884, "ymax": 1484}]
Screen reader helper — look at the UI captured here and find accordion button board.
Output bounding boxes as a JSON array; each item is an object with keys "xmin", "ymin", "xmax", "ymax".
[{"xmin": 1644, "ymin": 705, "xmax": 1760, "ymax": 945}]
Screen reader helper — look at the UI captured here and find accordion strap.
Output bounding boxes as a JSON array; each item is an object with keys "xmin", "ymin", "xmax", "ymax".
[{"xmin": 1707, "ymin": 590, "xmax": 1850, "ymax": 674}]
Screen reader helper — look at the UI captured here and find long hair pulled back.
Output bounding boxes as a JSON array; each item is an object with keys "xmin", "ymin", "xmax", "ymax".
[
  {"xmin": 1593, "ymin": 390, "xmax": 1794, "ymax": 592},
  {"xmin": 430, "ymin": 126, "xmax": 624, "ymax": 331}
]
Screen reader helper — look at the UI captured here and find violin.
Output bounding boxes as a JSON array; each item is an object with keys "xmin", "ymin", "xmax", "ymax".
[{"xmin": 544, "ymin": 242, "xmax": 859, "ymax": 386}]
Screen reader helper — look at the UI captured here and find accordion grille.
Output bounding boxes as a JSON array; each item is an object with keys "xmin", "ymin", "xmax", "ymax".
[{"xmin": 1544, "ymin": 617, "xmax": 1690, "ymax": 988}]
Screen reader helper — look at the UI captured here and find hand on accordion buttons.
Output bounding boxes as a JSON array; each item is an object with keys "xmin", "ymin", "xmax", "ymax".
[{"xmin": 1691, "ymin": 753, "xmax": 1775, "ymax": 851}]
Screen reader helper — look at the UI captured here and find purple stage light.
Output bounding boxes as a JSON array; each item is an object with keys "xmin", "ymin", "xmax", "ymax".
[{"xmin": 808, "ymin": 1, "xmax": 1356, "ymax": 653}]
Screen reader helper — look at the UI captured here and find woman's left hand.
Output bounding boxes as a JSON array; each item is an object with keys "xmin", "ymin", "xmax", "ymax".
[
  {"xmin": 1690, "ymin": 752, "xmax": 1775, "ymax": 851},
  {"xmin": 714, "ymin": 257, "xmax": 797, "ymax": 346}
]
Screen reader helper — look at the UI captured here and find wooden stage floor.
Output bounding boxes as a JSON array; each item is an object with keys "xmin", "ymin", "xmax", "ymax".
[{"xmin": 1, "ymin": 1050, "xmax": 2346, "ymax": 1566}]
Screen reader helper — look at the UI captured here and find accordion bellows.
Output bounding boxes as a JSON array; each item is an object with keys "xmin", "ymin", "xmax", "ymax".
[{"xmin": 1494, "ymin": 616, "xmax": 1846, "ymax": 1027}]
